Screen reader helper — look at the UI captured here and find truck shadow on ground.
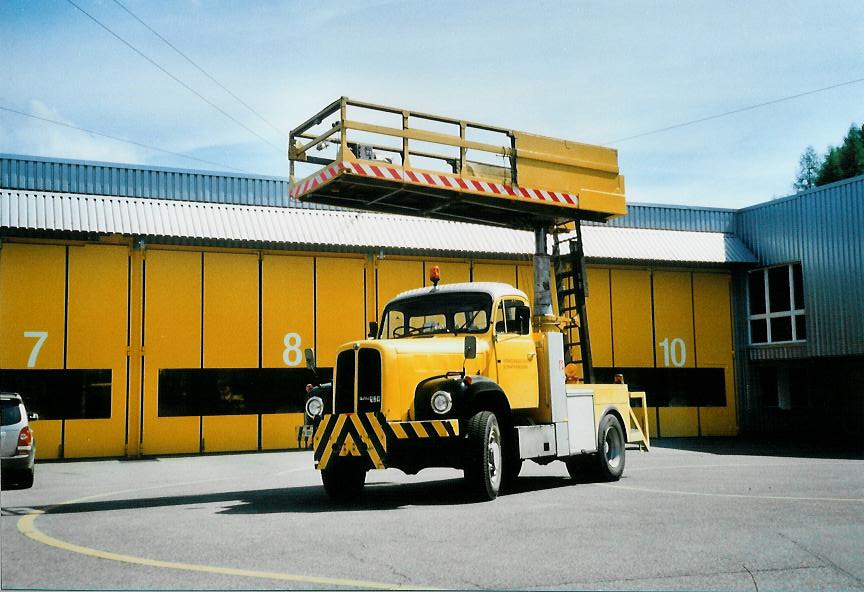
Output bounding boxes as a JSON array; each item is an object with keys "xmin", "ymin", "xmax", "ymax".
[{"xmin": 5, "ymin": 474, "xmax": 584, "ymax": 517}]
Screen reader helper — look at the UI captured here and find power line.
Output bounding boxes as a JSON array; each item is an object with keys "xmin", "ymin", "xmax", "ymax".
[
  {"xmin": 110, "ymin": 0, "xmax": 287, "ymax": 138},
  {"xmin": 64, "ymin": 0, "xmax": 285, "ymax": 155},
  {"xmin": 605, "ymin": 76, "xmax": 864, "ymax": 145},
  {"xmin": 0, "ymin": 105, "xmax": 256, "ymax": 174}
]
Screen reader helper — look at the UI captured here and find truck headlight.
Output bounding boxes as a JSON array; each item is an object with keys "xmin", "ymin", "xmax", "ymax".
[
  {"xmin": 431, "ymin": 391, "xmax": 452, "ymax": 415},
  {"xmin": 305, "ymin": 395, "xmax": 324, "ymax": 418}
]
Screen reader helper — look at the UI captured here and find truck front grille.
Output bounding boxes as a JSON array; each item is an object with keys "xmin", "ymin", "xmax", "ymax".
[
  {"xmin": 332, "ymin": 348, "xmax": 382, "ymax": 414},
  {"xmin": 333, "ymin": 350, "xmax": 355, "ymax": 414},
  {"xmin": 357, "ymin": 349, "xmax": 382, "ymax": 413}
]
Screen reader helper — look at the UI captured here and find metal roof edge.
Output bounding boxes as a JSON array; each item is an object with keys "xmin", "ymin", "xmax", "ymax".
[
  {"xmin": 737, "ymin": 174, "xmax": 864, "ymax": 213},
  {"xmin": 0, "ymin": 152, "xmax": 289, "ymax": 183}
]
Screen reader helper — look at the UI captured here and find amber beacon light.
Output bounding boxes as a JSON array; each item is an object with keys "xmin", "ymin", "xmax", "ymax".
[{"xmin": 429, "ymin": 265, "xmax": 441, "ymax": 287}]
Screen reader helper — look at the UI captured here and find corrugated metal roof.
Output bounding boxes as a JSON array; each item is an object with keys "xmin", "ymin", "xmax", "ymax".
[
  {"xmin": 579, "ymin": 226, "xmax": 756, "ymax": 263},
  {"xmin": 0, "ymin": 189, "xmax": 756, "ymax": 264}
]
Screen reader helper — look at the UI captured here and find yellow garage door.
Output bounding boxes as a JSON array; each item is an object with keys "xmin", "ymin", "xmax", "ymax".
[
  {"xmin": 653, "ymin": 271, "xmax": 698, "ymax": 437},
  {"xmin": 315, "ymin": 257, "xmax": 366, "ymax": 368},
  {"xmin": 0, "ymin": 243, "xmax": 65, "ymax": 459},
  {"xmin": 376, "ymin": 259, "xmax": 424, "ymax": 318},
  {"xmin": 693, "ymin": 273, "xmax": 737, "ymax": 435},
  {"xmin": 142, "ymin": 249, "xmax": 202, "ymax": 455},
  {"xmin": 64, "ymin": 245, "xmax": 129, "ymax": 458},
  {"xmin": 201, "ymin": 252, "xmax": 259, "ymax": 453},
  {"xmin": 585, "ymin": 267, "xmax": 613, "ymax": 367},
  {"xmin": 424, "ymin": 260, "xmax": 470, "ymax": 286},
  {"xmin": 473, "ymin": 262, "xmax": 518, "ymax": 286},
  {"xmin": 610, "ymin": 269, "xmax": 653, "ymax": 367},
  {"xmin": 261, "ymin": 254, "xmax": 314, "ymax": 450}
]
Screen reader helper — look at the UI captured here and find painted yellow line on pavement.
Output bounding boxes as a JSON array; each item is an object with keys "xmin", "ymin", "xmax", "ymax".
[
  {"xmin": 599, "ymin": 482, "xmax": 864, "ymax": 503},
  {"xmin": 16, "ymin": 478, "xmax": 436, "ymax": 590}
]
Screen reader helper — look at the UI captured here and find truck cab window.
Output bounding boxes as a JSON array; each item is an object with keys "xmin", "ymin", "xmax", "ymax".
[
  {"xmin": 495, "ymin": 299, "xmax": 531, "ymax": 335},
  {"xmin": 379, "ymin": 292, "xmax": 492, "ymax": 339}
]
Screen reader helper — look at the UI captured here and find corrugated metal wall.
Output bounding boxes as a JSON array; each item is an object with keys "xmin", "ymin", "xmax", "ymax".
[
  {"xmin": 735, "ymin": 175, "xmax": 864, "ymax": 358},
  {"xmin": 0, "ymin": 153, "xmax": 299, "ymax": 207},
  {"xmin": 589, "ymin": 203, "xmax": 737, "ymax": 233}
]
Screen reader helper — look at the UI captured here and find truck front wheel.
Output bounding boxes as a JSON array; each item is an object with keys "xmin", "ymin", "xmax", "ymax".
[
  {"xmin": 321, "ymin": 458, "xmax": 366, "ymax": 502},
  {"xmin": 464, "ymin": 410, "xmax": 504, "ymax": 501}
]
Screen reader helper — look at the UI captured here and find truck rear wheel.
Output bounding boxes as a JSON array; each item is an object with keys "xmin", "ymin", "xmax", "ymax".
[
  {"xmin": 595, "ymin": 414, "xmax": 625, "ymax": 481},
  {"xmin": 565, "ymin": 414, "xmax": 625, "ymax": 482},
  {"xmin": 464, "ymin": 410, "xmax": 503, "ymax": 501},
  {"xmin": 321, "ymin": 458, "xmax": 366, "ymax": 502}
]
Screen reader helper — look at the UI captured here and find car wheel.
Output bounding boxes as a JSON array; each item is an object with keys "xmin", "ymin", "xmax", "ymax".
[
  {"xmin": 321, "ymin": 458, "xmax": 366, "ymax": 502},
  {"xmin": 18, "ymin": 469, "xmax": 34, "ymax": 489},
  {"xmin": 464, "ymin": 410, "xmax": 503, "ymax": 501}
]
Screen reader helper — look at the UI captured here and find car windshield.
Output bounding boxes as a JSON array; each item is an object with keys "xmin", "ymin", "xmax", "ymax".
[
  {"xmin": 379, "ymin": 292, "xmax": 492, "ymax": 339},
  {"xmin": 1, "ymin": 399, "xmax": 22, "ymax": 426}
]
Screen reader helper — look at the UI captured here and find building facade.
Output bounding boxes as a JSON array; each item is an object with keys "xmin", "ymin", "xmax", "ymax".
[{"xmin": 1, "ymin": 154, "xmax": 860, "ymax": 459}]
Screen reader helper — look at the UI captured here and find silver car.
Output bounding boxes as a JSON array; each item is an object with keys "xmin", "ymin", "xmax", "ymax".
[{"xmin": 1, "ymin": 392, "xmax": 36, "ymax": 489}]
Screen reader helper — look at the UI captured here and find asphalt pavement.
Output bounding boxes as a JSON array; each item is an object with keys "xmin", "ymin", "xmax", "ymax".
[{"xmin": 2, "ymin": 439, "xmax": 863, "ymax": 590}]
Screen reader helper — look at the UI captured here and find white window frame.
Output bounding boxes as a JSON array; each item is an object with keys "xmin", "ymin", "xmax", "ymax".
[{"xmin": 747, "ymin": 263, "xmax": 805, "ymax": 345}]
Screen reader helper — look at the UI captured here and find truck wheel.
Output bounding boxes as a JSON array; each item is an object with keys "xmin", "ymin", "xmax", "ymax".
[
  {"xmin": 464, "ymin": 411, "xmax": 503, "ymax": 500},
  {"xmin": 595, "ymin": 414, "xmax": 625, "ymax": 481},
  {"xmin": 321, "ymin": 459, "xmax": 366, "ymax": 502}
]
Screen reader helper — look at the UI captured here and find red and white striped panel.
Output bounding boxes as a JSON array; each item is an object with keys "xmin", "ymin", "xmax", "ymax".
[{"xmin": 290, "ymin": 160, "xmax": 580, "ymax": 208}]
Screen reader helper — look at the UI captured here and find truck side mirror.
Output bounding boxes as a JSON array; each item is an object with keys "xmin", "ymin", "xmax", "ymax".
[
  {"xmin": 463, "ymin": 335, "xmax": 477, "ymax": 360},
  {"xmin": 304, "ymin": 348, "xmax": 316, "ymax": 371},
  {"xmin": 368, "ymin": 321, "xmax": 379, "ymax": 339}
]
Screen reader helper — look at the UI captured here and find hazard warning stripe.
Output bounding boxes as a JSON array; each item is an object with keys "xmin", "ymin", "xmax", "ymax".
[
  {"xmin": 356, "ymin": 413, "xmax": 387, "ymax": 467},
  {"xmin": 314, "ymin": 413, "xmax": 460, "ymax": 470},
  {"xmin": 289, "ymin": 160, "xmax": 580, "ymax": 208},
  {"xmin": 313, "ymin": 414, "xmax": 336, "ymax": 462}
]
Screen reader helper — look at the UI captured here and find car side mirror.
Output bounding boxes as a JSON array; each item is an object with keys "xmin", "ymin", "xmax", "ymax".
[
  {"xmin": 368, "ymin": 321, "xmax": 379, "ymax": 339},
  {"xmin": 304, "ymin": 348, "xmax": 316, "ymax": 371},
  {"xmin": 463, "ymin": 335, "xmax": 477, "ymax": 360}
]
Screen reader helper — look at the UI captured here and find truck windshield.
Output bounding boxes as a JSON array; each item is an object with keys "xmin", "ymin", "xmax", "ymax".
[{"xmin": 379, "ymin": 292, "xmax": 492, "ymax": 339}]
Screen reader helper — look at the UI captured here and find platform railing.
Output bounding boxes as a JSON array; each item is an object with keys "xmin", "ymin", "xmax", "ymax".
[{"xmin": 288, "ymin": 97, "xmax": 515, "ymax": 185}]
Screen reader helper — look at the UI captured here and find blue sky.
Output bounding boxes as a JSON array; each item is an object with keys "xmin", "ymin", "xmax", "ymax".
[{"xmin": 1, "ymin": 0, "xmax": 862, "ymax": 207}]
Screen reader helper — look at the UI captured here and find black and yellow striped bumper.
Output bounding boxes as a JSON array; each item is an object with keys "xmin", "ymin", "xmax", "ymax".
[{"xmin": 313, "ymin": 413, "xmax": 460, "ymax": 470}]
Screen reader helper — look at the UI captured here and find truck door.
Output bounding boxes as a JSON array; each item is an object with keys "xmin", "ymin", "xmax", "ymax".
[{"xmin": 493, "ymin": 299, "xmax": 539, "ymax": 409}]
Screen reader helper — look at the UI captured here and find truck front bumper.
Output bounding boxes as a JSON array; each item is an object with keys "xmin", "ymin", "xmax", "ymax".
[{"xmin": 313, "ymin": 413, "xmax": 460, "ymax": 471}]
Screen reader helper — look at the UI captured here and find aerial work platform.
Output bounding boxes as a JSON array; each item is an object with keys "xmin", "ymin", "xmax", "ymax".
[{"xmin": 288, "ymin": 97, "xmax": 627, "ymax": 229}]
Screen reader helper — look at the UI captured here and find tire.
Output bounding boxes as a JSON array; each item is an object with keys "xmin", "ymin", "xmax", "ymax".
[
  {"xmin": 321, "ymin": 458, "xmax": 366, "ymax": 502},
  {"xmin": 595, "ymin": 414, "xmax": 626, "ymax": 481},
  {"xmin": 565, "ymin": 414, "xmax": 625, "ymax": 482},
  {"xmin": 18, "ymin": 469, "xmax": 34, "ymax": 489},
  {"xmin": 464, "ymin": 411, "xmax": 504, "ymax": 501}
]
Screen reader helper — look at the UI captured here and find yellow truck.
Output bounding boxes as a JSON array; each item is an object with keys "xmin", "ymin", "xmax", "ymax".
[{"xmin": 290, "ymin": 98, "xmax": 649, "ymax": 501}]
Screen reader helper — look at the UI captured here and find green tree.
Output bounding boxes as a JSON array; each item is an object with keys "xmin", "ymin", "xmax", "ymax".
[
  {"xmin": 815, "ymin": 123, "xmax": 864, "ymax": 186},
  {"xmin": 793, "ymin": 145, "xmax": 821, "ymax": 192}
]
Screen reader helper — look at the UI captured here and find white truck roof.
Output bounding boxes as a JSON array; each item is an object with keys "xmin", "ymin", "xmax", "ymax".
[{"xmin": 389, "ymin": 282, "xmax": 528, "ymax": 304}]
